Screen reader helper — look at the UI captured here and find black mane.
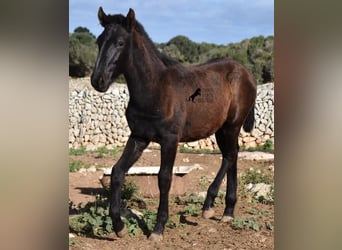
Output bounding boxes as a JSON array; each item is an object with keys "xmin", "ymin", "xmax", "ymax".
[{"xmin": 106, "ymin": 14, "xmax": 180, "ymax": 67}]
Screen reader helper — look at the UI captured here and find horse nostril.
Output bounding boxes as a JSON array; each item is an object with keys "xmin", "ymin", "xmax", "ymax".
[{"xmin": 99, "ymin": 77, "xmax": 104, "ymax": 84}]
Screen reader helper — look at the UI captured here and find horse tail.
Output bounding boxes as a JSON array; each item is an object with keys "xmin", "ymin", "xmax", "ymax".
[{"xmin": 243, "ymin": 104, "xmax": 255, "ymax": 132}]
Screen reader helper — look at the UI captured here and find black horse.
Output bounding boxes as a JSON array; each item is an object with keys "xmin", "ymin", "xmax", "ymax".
[{"xmin": 91, "ymin": 7, "xmax": 256, "ymax": 241}]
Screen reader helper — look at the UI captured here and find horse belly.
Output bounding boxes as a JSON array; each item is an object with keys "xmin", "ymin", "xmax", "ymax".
[{"xmin": 180, "ymin": 104, "xmax": 229, "ymax": 142}]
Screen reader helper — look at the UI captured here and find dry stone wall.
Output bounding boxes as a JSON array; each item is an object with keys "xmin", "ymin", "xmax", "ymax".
[{"xmin": 69, "ymin": 77, "xmax": 274, "ymax": 150}]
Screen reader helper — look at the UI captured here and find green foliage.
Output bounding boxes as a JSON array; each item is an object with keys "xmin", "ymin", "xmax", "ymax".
[
  {"xmin": 159, "ymin": 35, "xmax": 274, "ymax": 84},
  {"xmin": 174, "ymin": 193, "xmax": 205, "ymax": 206},
  {"xmin": 94, "ymin": 146, "xmax": 110, "ymax": 158},
  {"xmin": 69, "ymin": 194, "xmax": 113, "ymax": 236},
  {"xmin": 241, "ymin": 168, "xmax": 273, "ymax": 185},
  {"xmin": 69, "ymin": 27, "xmax": 97, "ymax": 77},
  {"xmin": 69, "ymin": 146, "xmax": 87, "ymax": 155},
  {"xmin": 122, "ymin": 215, "xmax": 141, "ymax": 236},
  {"xmin": 178, "ymin": 144, "xmax": 220, "ymax": 154},
  {"xmin": 69, "ymin": 160, "xmax": 84, "ymax": 172},
  {"xmin": 121, "ymin": 181, "xmax": 138, "ymax": 201},
  {"xmin": 231, "ymin": 209, "xmax": 273, "ymax": 231},
  {"xmin": 166, "ymin": 35, "xmax": 199, "ymax": 63},
  {"xmin": 160, "ymin": 43, "xmax": 185, "ymax": 62},
  {"xmin": 69, "ymin": 180, "xmax": 137, "ymax": 236},
  {"xmin": 231, "ymin": 217, "xmax": 260, "ymax": 231},
  {"xmin": 69, "ymin": 24, "xmax": 273, "ymax": 84},
  {"xmin": 241, "ymin": 139, "xmax": 274, "ymax": 152},
  {"xmin": 92, "ymin": 146, "xmax": 123, "ymax": 158},
  {"xmin": 183, "ymin": 204, "xmax": 200, "ymax": 216}
]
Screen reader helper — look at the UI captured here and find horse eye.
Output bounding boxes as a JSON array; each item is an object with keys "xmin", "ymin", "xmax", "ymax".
[{"xmin": 117, "ymin": 40, "xmax": 124, "ymax": 47}]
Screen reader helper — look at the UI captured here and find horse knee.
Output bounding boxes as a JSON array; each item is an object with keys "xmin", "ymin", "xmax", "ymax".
[{"xmin": 226, "ymin": 192, "xmax": 237, "ymax": 204}]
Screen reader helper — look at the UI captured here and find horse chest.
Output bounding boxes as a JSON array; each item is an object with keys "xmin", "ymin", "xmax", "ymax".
[{"xmin": 125, "ymin": 106, "xmax": 165, "ymax": 141}]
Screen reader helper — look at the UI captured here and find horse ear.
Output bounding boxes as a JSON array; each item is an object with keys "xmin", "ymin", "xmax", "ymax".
[
  {"xmin": 126, "ymin": 8, "xmax": 136, "ymax": 32},
  {"xmin": 98, "ymin": 7, "xmax": 108, "ymax": 27}
]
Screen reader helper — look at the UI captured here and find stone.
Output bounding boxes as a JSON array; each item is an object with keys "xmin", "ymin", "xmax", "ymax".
[
  {"xmin": 84, "ymin": 103, "xmax": 91, "ymax": 110},
  {"xmin": 187, "ymin": 141, "xmax": 199, "ymax": 147},
  {"xmin": 69, "ymin": 79, "xmax": 274, "ymax": 151},
  {"xmin": 182, "ymin": 157, "xmax": 190, "ymax": 163},
  {"xmin": 78, "ymin": 167, "xmax": 87, "ymax": 173},
  {"xmin": 87, "ymin": 166, "xmax": 97, "ymax": 173},
  {"xmin": 86, "ymin": 144, "xmax": 97, "ymax": 151},
  {"xmin": 69, "ymin": 135, "xmax": 75, "ymax": 143},
  {"xmin": 91, "ymin": 135, "xmax": 100, "ymax": 144},
  {"xmin": 245, "ymin": 183, "xmax": 272, "ymax": 200}
]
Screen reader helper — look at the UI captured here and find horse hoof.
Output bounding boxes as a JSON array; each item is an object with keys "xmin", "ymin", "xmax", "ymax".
[
  {"xmin": 148, "ymin": 233, "xmax": 163, "ymax": 241},
  {"xmin": 220, "ymin": 215, "xmax": 234, "ymax": 223},
  {"xmin": 202, "ymin": 208, "xmax": 215, "ymax": 219},
  {"xmin": 116, "ymin": 225, "xmax": 127, "ymax": 238}
]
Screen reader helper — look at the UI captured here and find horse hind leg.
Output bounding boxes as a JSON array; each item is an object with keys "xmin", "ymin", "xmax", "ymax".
[
  {"xmin": 202, "ymin": 128, "xmax": 229, "ymax": 218},
  {"xmin": 202, "ymin": 126, "xmax": 240, "ymax": 221}
]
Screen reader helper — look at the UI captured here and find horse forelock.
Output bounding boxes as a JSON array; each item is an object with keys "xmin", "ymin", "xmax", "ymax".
[{"xmin": 105, "ymin": 14, "xmax": 126, "ymax": 26}]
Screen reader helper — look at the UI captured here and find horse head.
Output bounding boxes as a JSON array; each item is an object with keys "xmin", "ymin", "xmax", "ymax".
[{"xmin": 91, "ymin": 7, "xmax": 136, "ymax": 92}]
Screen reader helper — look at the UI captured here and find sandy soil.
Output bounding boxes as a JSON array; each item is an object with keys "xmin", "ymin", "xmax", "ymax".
[{"xmin": 69, "ymin": 149, "xmax": 274, "ymax": 249}]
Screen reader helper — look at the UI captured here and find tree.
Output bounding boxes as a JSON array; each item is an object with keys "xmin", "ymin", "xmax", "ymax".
[
  {"xmin": 167, "ymin": 35, "xmax": 198, "ymax": 63},
  {"xmin": 69, "ymin": 27, "xmax": 97, "ymax": 77},
  {"xmin": 161, "ymin": 43, "xmax": 185, "ymax": 62}
]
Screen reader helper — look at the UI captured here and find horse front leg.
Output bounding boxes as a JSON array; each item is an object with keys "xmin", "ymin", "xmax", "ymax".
[
  {"xmin": 148, "ymin": 135, "xmax": 178, "ymax": 241},
  {"xmin": 110, "ymin": 135, "xmax": 149, "ymax": 237}
]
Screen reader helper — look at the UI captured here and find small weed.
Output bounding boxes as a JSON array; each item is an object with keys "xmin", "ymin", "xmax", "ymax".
[
  {"xmin": 69, "ymin": 146, "xmax": 87, "ymax": 155},
  {"xmin": 110, "ymin": 147, "xmax": 123, "ymax": 156},
  {"xmin": 69, "ymin": 160, "xmax": 91, "ymax": 172},
  {"xmin": 94, "ymin": 146, "xmax": 109, "ymax": 158},
  {"xmin": 121, "ymin": 181, "xmax": 138, "ymax": 201},
  {"xmin": 142, "ymin": 209, "xmax": 157, "ymax": 232},
  {"xmin": 183, "ymin": 204, "xmax": 200, "ymax": 216},
  {"xmin": 241, "ymin": 139, "xmax": 274, "ymax": 152},
  {"xmin": 167, "ymin": 214, "xmax": 183, "ymax": 229},
  {"xmin": 122, "ymin": 215, "xmax": 141, "ymax": 237},
  {"xmin": 231, "ymin": 217, "xmax": 260, "ymax": 231},
  {"xmin": 214, "ymin": 191, "xmax": 225, "ymax": 205},
  {"xmin": 199, "ymin": 176, "xmax": 208, "ymax": 189},
  {"xmin": 246, "ymin": 208, "xmax": 271, "ymax": 219},
  {"xmin": 174, "ymin": 194, "xmax": 204, "ymax": 206},
  {"xmin": 69, "ymin": 193, "xmax": 113, "ymax": 236},
  {"xmin": 264, "ymin": 221, "xmax": 274, "ymax": 231},
  {"xmin": 179, "ymin": 145, "xmax": 220, "ymax": 154},
  {"xmin": 69, "ymin": 180, "xmax": 138, "ymax": 236},
  {"xmin": 93, "ymin": 146, "xmax": 123, "ymax": 158},
  {"xmin": 69, "ymin": 238, "xmax": 77, "ymax": 246},
  {"xmin": 69, "ymin": 160, "xmax": 83, "ymax": 172},
  {"xmin": 241, "ymin": 169, "xmax": 273, "ymax": 185}
]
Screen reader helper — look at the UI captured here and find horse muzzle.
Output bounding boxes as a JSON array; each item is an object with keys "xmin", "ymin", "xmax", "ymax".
[{"xmin": 91, "ymin": 73, "xmax": 109, "ymax": 93}]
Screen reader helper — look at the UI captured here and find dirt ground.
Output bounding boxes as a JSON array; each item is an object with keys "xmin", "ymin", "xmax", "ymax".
[{"xmin": 69, "ymin": 148, "xmax": 274, "ymax": 249}]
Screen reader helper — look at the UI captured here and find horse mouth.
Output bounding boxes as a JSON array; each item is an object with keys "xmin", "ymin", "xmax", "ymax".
[{"xmin": 91, "ymin": 74, "xmax": 110, "ymax": 93}]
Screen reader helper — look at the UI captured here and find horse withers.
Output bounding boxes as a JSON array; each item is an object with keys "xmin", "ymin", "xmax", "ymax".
[{"xmin": 91, "ymin": 7, "xmax": 257, "ymax": 241}]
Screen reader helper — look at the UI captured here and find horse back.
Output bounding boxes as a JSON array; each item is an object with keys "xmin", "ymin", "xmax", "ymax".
[{"xmin": 157, "ymin": 58, "xmax": 256, "ymax": 141}]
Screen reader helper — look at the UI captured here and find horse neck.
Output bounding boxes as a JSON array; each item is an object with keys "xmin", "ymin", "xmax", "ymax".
[{"xmin": 123, "ymin": 33, "xmax": 166, "ymax": 104}]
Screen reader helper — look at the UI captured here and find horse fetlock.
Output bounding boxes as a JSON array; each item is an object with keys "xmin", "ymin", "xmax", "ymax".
[
  {"xmin": 148, "ymin": 232, "xmax": 164, "ymax": 241},
  {"xmin": 202, "ymin": 208, "xmax": 215, "ymax": 219},
  {"xmin": 115, "ymin": 224, "xmax": 127, "ymax": 238},
  {"xmin": 220, "ymin": 215, "xmax": 234, "ymax": 223}
]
